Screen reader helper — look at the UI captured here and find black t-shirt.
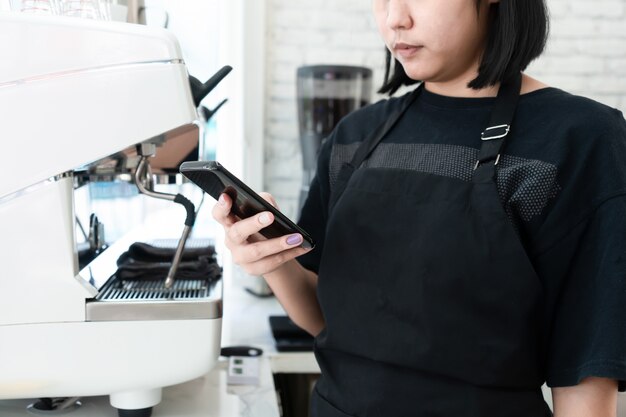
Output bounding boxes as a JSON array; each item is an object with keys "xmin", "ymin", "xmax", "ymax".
[{"xmin": 298, "ymin": 85, "xmax": 626, "ymax": 391}]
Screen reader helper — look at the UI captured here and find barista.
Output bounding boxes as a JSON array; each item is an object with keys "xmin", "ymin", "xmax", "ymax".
[{"xmin": 213, "ymin": 0, "xmax": 626, "ymax": 415}]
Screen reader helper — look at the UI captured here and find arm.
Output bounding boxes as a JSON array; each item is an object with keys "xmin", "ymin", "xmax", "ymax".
[
  {"xmin": 552, "ymin": 377, "xmax": 618, "ymax": 417},
  {"xmin": 212, "ymin": 192, "xmax": 324, "ymax": 336},
  {"xmin": 264, "ymin": 260, "xmax": 324, "ymax": 336}
]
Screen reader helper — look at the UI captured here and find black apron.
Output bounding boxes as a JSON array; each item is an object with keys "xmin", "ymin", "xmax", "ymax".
[{"xmin": 311, "ymin": 74, "xmax": 553, "ymax": 417}]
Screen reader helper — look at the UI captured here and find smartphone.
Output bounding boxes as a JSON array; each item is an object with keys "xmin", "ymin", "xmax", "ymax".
[{"xmin": 180, "ymin": 161, "xmax": 314, "ymax": 249}]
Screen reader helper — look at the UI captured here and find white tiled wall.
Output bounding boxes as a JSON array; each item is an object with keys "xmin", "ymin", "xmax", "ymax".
[{"xmin": 263, "ymin": 0, "xmax": 626, "ymax": 218}]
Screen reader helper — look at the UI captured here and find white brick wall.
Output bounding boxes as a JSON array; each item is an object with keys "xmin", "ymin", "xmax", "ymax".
[
  {"xmin": 263, "ymin": 0, "xmax": 626, "ymax": 218},
  {"xmin": 527, "ymin": 0, "xmax": 626, "ymax": 108}
]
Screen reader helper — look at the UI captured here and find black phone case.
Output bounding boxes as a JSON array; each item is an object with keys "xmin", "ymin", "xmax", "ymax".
[{"xmin": 180, "ymin": 161, "xmax": 314, "ymax": 249}]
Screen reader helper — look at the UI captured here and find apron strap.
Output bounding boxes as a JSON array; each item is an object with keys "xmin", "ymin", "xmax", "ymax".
[
  {"xmin": 329, "ymin": 85, "xmax": 423, "ymax": 208},
  {"xmin": 347, "ymin": 84, "xmax": 423, "ymax": 171},
  {"xmin": 472, "ymin": 73, "xmax": 523, "ymax": 182}
]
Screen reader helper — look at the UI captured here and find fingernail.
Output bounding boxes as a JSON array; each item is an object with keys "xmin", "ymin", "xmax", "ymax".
[
  {"xmin": 286, "ymin": 234, "xmax": 303, "ymax": 246},
  {"xmin": 218, "ymin": 195, "xmax": 226, "ymax": 206},
  {"xmin": 259, "ymin": 213, "xmax": 270, "ymax": 224}
]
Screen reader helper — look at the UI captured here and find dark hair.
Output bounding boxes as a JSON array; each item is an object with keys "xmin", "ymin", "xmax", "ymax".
[{"xmin": 378, "ymin": 0, "xmax": 549, "ymax": 95}]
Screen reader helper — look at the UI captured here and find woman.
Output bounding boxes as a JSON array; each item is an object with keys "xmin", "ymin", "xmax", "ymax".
[{"xmin": 213, "ymin": 0, "xmax": 626, "ymax": 415}]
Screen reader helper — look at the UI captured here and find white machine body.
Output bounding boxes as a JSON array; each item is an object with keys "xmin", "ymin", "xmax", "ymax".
[{"xmin": 0, "ymin": 12, "xmax": 222, "ymax": 412}]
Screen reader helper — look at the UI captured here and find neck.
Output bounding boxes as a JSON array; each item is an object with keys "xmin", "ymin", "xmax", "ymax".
[
  {"xmin": 424, "ymin": 77, "xmax": 500, "ymax": 98},
  {"xmin": 424, "ymin": 73, "xmax": 547, "ymax": 97}
]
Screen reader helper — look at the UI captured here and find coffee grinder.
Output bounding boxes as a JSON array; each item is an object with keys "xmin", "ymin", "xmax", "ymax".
[{"xmin": 296, "ymin": 65, "xmax": 373, "ymax": 211}]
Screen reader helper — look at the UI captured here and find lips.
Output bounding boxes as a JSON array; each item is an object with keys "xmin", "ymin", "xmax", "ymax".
[{"xmin": 393, "ymin": 42, "xmax": 423, "ymax": 59}]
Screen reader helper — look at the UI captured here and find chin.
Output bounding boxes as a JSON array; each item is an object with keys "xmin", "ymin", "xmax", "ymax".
[
  {"xmin": 395, "ymin": 59, "xmax": 434, "ymax": 82},
  {"xmin": 399, "ymin": 66, "xmax": 433, "ymax": 82}
]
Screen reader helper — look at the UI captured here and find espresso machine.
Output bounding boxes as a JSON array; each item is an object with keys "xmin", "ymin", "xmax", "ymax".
[
  {"xmin": 296, "ymin": 65, "xmax": 373, "ymax": 211},
  {"xmin": 0, "ymin": 12, "xmax": 226, "ymax": 417}
]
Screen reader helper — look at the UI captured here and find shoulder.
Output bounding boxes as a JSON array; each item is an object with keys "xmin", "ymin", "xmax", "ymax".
[
  {"xmin": 526, "ymin": 88, "xmax": 625, "ymax": 138},
  {"xmin": 515, "ymin": 88, "xmax": 626, "ymax": 169},
  {"xmin": 330, "ymin": 89, "xmax": 417, "ymax": 146},
  {"xmin": 529, "ymin": 90, "xmax": 626, "ymax": 215}
]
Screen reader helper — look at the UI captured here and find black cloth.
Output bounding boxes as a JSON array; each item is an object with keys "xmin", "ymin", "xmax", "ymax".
[
  {"xmin": 116, "ymin": 241, "xmax": 216, "ymax": 265},
  {"xmin": 116, "ymin": 242, "xmax": 221, "ymax": 282},
  {"xmin": 116, "ymin": 256, "xmax": 221, "ymax": 282},
  {"xmin": 297, "ymin": 85, "xmax": 626, "ymax": 402}
]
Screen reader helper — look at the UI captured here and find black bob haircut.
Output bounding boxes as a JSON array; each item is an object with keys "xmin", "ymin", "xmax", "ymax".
[{"xmin": 379, "ymin": 0, "xmax": 550, "ymax": 95}]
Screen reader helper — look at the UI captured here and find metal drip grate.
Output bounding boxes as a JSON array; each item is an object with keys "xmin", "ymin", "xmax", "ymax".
[{"xmin": 97, "ymin": 278, "xmax": 211, "ymax": 301}]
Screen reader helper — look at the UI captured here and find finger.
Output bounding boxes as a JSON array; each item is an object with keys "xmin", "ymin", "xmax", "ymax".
[
  {"xmin": 258, "ymin": 192, "xmax": 278, "ymax": 209},
  {"xmin": 211, "ymin": 193, "xmax": 236, "ymax": 227},
  {"xmin": 226, "ymin": 210, "xmax": 275, "ymax": 245},
  {"xmin": 246, "ymin": 232, "xmax": 265, "ymax": 244},
  {"xmin": 232, "ymin": 233, "xmax": 308, "ymax": 264},
  {"xmin": 243, "ymin": 246, "xmax": 312, "ymax": 276}
]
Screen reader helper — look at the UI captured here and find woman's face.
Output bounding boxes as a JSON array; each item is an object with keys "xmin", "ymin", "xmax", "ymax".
[{"xmin": 373, "ymin": 0, "xmax": 496, "ymax": 86}]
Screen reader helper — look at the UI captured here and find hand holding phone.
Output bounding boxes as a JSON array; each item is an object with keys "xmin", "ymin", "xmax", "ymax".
[{"xmin": 180, "ymin": 161, "xmax": 315, "ymax": 249}]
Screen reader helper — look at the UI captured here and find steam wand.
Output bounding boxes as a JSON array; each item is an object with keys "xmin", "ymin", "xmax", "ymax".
[{"xmin": 134, "ymin": 144, "xmax": 196, "ymax": 290}]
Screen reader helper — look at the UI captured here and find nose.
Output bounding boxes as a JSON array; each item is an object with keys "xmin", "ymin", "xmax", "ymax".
[{"xmin": 386, "ymin": 0, "xmax": 413, "ymax": 30}]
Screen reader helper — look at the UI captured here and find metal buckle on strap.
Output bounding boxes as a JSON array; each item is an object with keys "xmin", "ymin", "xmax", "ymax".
[
  {"xmin": 481, "ymin": 124, "xmax": 510, "ymax": 141},
  {"xmin": 473, "ymin": 154, "xmax": 501, "ymax": 170}
]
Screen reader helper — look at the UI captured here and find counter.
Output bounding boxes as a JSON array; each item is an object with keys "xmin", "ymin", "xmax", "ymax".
[{"xmin": 0, "ymin": 357, "xmax": 278, "ymax": 417}]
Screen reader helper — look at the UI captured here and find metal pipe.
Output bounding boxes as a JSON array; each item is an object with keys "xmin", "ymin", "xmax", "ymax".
[
  {"xmin": 134, "ymin": 157, "xmax": 175, "ymax": 201},
  {"xmin": 164, "ymin": 225, "xmax": 192, "ymax": 289},
  {"xmin": 133, "ymin": 156, "xmax": 197, "ymax": 291},
  {"xmin": 58, "ymin": 397, "xmax": 81, "ymax": 411}
]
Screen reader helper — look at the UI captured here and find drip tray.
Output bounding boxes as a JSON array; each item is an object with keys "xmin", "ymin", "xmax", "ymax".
[
  {"xmin": 97, "ymin": 278, "xmax": 211, "ymax": 301},
  {"xmin": 86, "ymin": 277, "xmax": 222, "ymax": 322}
]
